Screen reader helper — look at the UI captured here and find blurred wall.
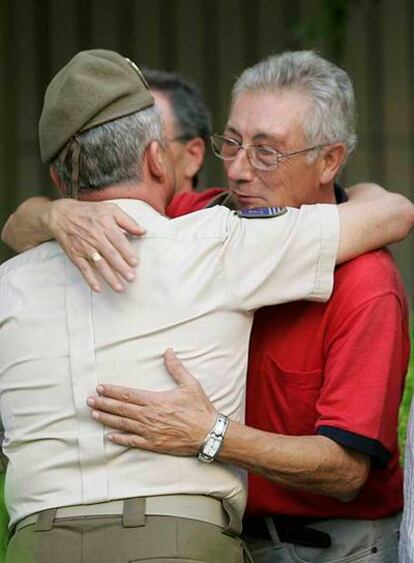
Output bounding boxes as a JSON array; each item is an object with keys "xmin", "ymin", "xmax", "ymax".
[{"xmin": 0, "ymin": 0, "xmax": 413, "ymax": 299}]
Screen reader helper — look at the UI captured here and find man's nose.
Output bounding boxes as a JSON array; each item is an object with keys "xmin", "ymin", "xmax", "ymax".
[{"xmin": 225, "ymin": 149, "xmax": 255, "ymax": 183}]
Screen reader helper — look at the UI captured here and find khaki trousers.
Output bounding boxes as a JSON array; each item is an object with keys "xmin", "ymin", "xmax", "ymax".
[
  {"xmin": 243, "ymin": 513, "xmax": 401, "ymax": 563},
  {"xmin": 6, "ymin": 503, "xmax": 243, "ymax": 563}
]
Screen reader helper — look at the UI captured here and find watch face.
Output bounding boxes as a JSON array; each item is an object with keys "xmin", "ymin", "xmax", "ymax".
[
  {"xmin": 198, "ymin": 435, "xmax": 224, "ymax": 463},
  {"xmin": 198, "ymin": 415, "xmax": 228, "ymax": 464},
  {"xmin": 204, "ymin": 436, "xmax": 221, "ymax": 458}
]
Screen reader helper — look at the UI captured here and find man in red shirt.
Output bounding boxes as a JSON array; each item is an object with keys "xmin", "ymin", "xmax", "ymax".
[
  {"xmin": 84, "ymin": 52, "xmax": 409, "ymax": 562},
  {"xmin": 2, "ymin": 52, "xmax": 412, "ymax": 562}
]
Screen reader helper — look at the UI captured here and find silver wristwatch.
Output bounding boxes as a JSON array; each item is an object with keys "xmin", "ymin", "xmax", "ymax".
[{"xmin": 197, "ymin": 413, "xmax": 229, "ymax": 464}]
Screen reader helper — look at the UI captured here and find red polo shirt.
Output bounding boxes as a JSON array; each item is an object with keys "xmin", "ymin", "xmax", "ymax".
[
  {"xmin": 168, "ymin": 191, "xmax": 409, "ymax": 519},
  {"xmin": 246, "ymin": 250, "xmax": 409, "ymax": 518}
]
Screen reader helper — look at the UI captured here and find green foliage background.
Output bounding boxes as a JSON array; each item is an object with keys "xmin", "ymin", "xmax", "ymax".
[
  {"xmin": 399, "ymin": 317, "xmax": 414, "ymax": 459},
  {"xmin": 0, "ymin": 475, "xmax": 7, "ymax": 562}
]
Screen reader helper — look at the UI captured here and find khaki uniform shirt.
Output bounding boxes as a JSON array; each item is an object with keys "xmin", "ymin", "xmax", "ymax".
[{"xmin": 0, "ymin": 199, "xmax": 338, "ymax": 527}]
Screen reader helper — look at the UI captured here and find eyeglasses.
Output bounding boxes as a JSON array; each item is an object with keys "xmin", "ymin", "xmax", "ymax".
[{"xmin": 210, "ymin": 134, "xmax": 326, "ymax": 171}]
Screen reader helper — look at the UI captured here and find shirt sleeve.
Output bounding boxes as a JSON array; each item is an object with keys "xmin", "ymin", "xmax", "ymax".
[
  {"xmin": 316, "ymin": 292, "xmax": 408, "ymax": 467},
  {"xmin": 221, "ymin": 204, "xmax": 339, "ymax": 311}
]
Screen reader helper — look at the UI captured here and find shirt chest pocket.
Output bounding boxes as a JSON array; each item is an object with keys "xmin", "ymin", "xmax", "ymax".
[{"xmin": 258, "ymin": 354, "xmax": 324, "ymax": 436}]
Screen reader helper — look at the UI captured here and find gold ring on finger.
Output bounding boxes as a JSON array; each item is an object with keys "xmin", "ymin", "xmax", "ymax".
[{"xmin": 89, "ymin": 251, "xmax": 103, "ymax": 264}]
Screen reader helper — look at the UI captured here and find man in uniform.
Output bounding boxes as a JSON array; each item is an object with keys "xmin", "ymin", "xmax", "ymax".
[{"xmin": 2, "ymin": 51, "xmax": 414, "ymax": 563}]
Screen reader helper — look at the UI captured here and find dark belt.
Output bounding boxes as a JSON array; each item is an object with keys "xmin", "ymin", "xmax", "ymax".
[{"xmin": 243, "ymin": 515, "xmax": 331, "ymax": 548}]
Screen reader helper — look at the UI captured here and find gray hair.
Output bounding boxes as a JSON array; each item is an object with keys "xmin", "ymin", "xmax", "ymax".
[
  {"xmin": 53, "ymin": 106, "xmax": 165, "ymax": 194},
  {"xmin": 232, "ymin": 51, "xmax": 357, "ymax": 159}
]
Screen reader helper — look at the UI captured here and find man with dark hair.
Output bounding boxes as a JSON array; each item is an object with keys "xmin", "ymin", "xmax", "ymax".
[{"xmin": 144, "ymin": 68, "xmax": 212, "ymax": 193}]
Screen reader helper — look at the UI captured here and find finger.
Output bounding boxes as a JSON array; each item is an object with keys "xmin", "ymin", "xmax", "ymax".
[
  {"xmin": 96, "ymin": 384, "xmax": 155, "ymax": 406},
  {"xmin": 86, "ymin": 236, "xmax": 137, "ymax": 284},
  {"xmin": 114, "ymin": 208, "xmax": 147, "ymax": 238},
  {"xmin": 163, "ymin": 349, "xmax": 196, "ymax": 386},
  {"xmin": 90, "ymin": 409, "xmax": 146, "ymax": 435},
  {"xmin": 107, "ymin": 432, "xmax": 151, "ymax": 450},
  {"xmin": 91, "ymin": 257, "xmax": 126, "ymax": 292},
  {"xmin": 70, "ymin": 256, "xmax": 102, "ymax": 292},
  {"xmin": 57, "ymin": 236, "xmax": 103, "ymax": 292},
  {"xmin": 87, "ymin": 395, "xmax": 144, "ymax": 419},
  {"xmin": 105, "ymin": 227, "xmax": 140, "ymax": 271},
  {"xmin": 63, "ymin": 235, "xmax": 130, "ymax": 290}
]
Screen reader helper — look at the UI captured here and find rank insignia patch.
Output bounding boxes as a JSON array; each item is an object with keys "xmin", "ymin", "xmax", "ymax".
[{"xmin": 236, "ymin": 206, "xmax": 287, "ymax": 219}]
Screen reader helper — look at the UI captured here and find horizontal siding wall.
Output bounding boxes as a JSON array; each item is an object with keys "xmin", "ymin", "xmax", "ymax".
[{"xmin": 0, "ymin": 0, "xmax": 412, "ymax": 299}]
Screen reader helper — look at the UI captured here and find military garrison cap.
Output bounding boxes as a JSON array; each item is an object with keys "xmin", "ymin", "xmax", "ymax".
[{"xmin": 39, "ymin": 49, "xmax": 154, "ymax": 164}]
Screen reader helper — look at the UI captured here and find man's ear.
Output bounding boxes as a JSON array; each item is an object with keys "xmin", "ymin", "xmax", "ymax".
[
  {"xmin": 320, "ymin": 144, "xmax": 346, "ymax": 185},
  {"xmin": 146, "ymin": 141, "xmax": 168, "ymax": 182},
  {"xmin": 182, "ymin": 138, "xmax": 205, "ymax": 180},
  {"xmin": 49, "ymin": 165, "xmax": 66, "ymax": 192}
]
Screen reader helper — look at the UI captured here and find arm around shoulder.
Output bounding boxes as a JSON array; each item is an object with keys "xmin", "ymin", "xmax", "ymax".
[
  {"xmin": 337, "ymin": 183, "xmax": 414, "ymax": 263},
  {"xmin": 1, "ymin": 196, "xmax": 54, "ymax": 252}
]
